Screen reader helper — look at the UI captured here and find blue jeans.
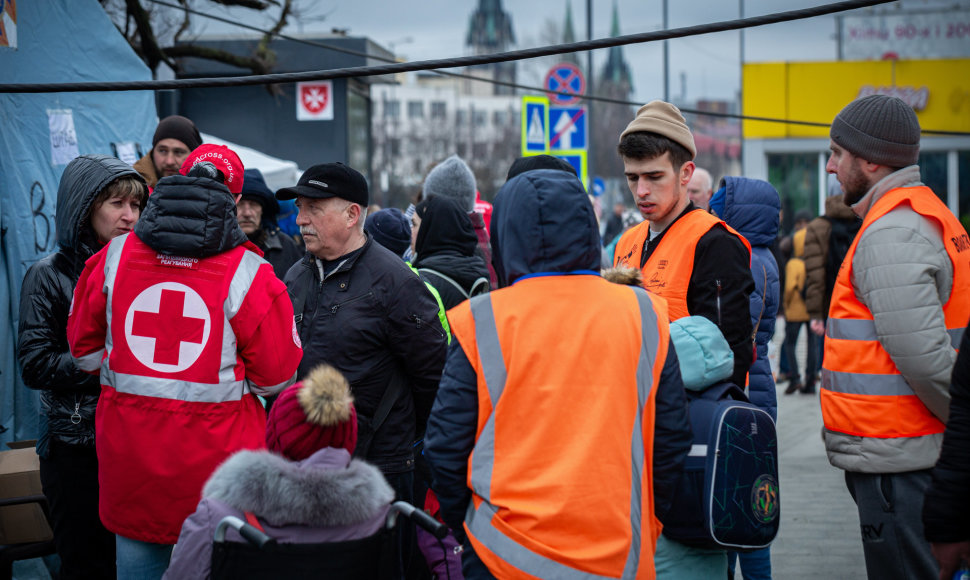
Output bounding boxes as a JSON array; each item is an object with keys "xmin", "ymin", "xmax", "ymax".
[
  {"xmin": 728, "ymin": 546, "xmax": 771, "ymax": 579},
  {"xmin": 115, "ymin": 535, "xmax": 173, "ymax": 580}
]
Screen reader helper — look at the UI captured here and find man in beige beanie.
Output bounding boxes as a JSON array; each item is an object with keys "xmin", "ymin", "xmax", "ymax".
[{"xmin": 613, "ymin": 100, "xmax": 754, "ymax": 390}]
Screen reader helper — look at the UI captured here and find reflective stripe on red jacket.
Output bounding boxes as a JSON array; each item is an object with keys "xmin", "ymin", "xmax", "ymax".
[{"xmin": 68, "ymin": 233, "xmax": 302, "ymax": 543}]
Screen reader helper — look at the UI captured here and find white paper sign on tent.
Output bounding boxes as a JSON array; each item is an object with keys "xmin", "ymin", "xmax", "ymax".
[{"xmin": 48, "ymin": 109, "xmax": 79, "ymax": 165}]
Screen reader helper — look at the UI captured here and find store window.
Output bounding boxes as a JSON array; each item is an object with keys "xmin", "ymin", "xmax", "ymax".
[
  {"xmin": 918, "ymin": 152, "xmax": 948, "ymax": 203},
  {"xmin": 767, "ymin": 153, "xmax": 819, "ymax": 233}
]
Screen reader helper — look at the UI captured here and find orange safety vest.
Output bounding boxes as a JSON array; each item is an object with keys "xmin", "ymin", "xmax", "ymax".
[
  {"xmin": 821, "ymin": 186, "xmax": 970, "ymax": 439},
  {"xmin": 447, "ymin": 274, "xmax": 669, "ymax": 579},
  {"xmin": 614, "ymin": 210, "xmax": 750, "ymax": 321}
]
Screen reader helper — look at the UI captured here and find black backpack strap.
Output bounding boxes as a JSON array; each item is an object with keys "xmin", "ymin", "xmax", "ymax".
[
  {"xmin": 417, "ymin": 268, "xmax": 470, "ymax": 300},
  {"xmin": 468, "ymin": 277, "xmax": 490, "ymax": 297}
]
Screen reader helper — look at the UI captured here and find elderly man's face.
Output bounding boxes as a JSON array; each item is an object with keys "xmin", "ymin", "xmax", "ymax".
[
  {"xmin": 152, "ymin": 138, "xmax": 192, "ymax": 177},
  {"xmin": 295, "ymin": 196, "xmax": 355, "ymax": 260},
  {"xmin": 236, "ymin": 199, "xmax": 263, "ymax": 235}
]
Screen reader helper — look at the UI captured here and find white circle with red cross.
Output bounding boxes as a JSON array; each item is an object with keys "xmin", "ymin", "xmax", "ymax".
[{"xmin": 124, "ymin": 282, "xmax": 211, "ymax": 373}]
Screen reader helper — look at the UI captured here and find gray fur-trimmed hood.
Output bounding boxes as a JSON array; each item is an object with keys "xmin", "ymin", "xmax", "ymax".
[{"xmin": 201, "ymin": 447, "xmax": 394, "ymax": 528}]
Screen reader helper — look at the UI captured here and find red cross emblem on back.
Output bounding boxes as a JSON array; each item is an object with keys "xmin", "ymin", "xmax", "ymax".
[
  {"xmin": 132, "ymin": 289, "xmax": 205, "ymax": 365},
  {"xmin": 124, "ymin": 282, "xmax": 212, "ymax": 373}
]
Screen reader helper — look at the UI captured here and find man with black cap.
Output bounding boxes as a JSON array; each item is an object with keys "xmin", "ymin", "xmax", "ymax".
[
  {"xmin": 133, "ymin": 115, "xmax": 203, "ymax": 189},
  {"xmin": 279, "ymin": 163, "xmax": 447, "ymax": 571},
  {"xmin": 614, "ymin": 100, "xmax": 754, "ymax": 390},
  {"xmin": 819, "ymin": 94, "xmax": 970, "ymax": 580},
  {"xmin": 237, "ymin": 168, "xmax": 303, "ymax": 279}
]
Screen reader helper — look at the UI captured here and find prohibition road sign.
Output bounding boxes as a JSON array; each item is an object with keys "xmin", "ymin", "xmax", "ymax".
[{"xmin": 545, "ymin": 63, "xmax": 585, "ymax": 105}]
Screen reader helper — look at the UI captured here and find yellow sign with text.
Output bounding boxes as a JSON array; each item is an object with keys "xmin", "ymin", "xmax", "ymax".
[{"xmin": 742, "ymin": 58, "xmax": 970, "ymax": 138}]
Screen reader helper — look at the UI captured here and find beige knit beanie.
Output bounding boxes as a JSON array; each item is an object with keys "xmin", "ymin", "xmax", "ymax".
[{"xmin": 619, "ymin": 100, "xmax": 697, "ymax": 159}]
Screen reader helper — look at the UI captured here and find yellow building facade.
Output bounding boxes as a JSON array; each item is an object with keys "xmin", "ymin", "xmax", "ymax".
[{"xmin": 741, "ymin": 58, "xmax": 970, "ymax": 230}]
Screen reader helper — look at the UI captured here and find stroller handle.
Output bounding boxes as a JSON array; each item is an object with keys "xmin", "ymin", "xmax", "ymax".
[
  {"xmin": 390, "ymin": 501, "xmax": 449, "ymax": 540},
  {"xmin": 214, "ymin": 516, "xmax": 276, "ymax": 549}
]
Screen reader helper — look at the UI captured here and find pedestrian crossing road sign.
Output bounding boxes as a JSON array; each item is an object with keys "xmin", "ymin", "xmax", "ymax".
[
  {"xmin": 521, "ymin": 96, "xmax": 549, "ymax": 155},
  {"xmin": 549, "ymin": 106, "xmax": 587, "ymax": 151},
  {"xmin": 553, "ymin": 150, "xmax": 588, "ymax": 190}
]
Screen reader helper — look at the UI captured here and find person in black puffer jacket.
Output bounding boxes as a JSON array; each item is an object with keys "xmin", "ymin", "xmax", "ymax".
[
  {"xmin": 922, "ymin": 317, "xmax": 970, "ymax": 579},
  {"xmin": 18, "ymin": 154, "xmax": 147, "ymax": 580},
  {"xmin": 412, "ymin": 195, "xmax": 490, "ymax": 310}
]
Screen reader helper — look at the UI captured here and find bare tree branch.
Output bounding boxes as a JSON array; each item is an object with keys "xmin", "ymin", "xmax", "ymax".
[
  {"xmin": 125, "ymin": 0, "xmax": 169, "ymax": 71},
  {"xmin": 208, "ymin": 0, "xmax": 276, "ymax": 10},
  {"xmin": 163, "ymin": 43, "xmax": 272, "ymax": 75},
  {"xmin": 174, "ymin": 0, "xmax": 191, "ymax": 43}
]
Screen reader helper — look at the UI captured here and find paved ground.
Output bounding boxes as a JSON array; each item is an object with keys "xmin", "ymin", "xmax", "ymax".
[
  {"xmin": 14, "ymin": 320, "xmax": 868, "ymax": 579},
  {"xmin": 745, "ymin": 321, "xmax": 868, "ymax": 579}
]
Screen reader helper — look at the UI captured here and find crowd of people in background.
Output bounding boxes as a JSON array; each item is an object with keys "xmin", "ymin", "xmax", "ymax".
[{"xmin": 15, "ymin": 93, "xmax": 970, "ymax": 580}]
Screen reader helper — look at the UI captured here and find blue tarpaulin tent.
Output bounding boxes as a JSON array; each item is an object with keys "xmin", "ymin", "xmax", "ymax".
[{"xmin": 0, "ymin": 0, "xmax": 157, "ymax": 445}]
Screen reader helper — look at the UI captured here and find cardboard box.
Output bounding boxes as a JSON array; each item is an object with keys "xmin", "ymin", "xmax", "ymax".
[{"xmin": 0, "ymin": 445, "xmax": 54, "ymax": 544}]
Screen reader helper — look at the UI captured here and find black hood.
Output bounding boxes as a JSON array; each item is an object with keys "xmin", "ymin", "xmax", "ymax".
[
  {"xmin": 55, "ymin": 154, "xmax": 145, "ymax": 254},
  {"xmin": 413, "ymin": 195, "xmax": 479, "ymax": 259},
  {"xmin": 135, "ymin": 175, "xmax": 247, "ymax": 258},
  {"xmin": 491, "ymin": 169, "xmax": 601, "ymax": 286}
]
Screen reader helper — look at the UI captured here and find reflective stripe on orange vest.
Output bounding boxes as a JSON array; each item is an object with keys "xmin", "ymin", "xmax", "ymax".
[
  {"xmin": 459, "ymin": 283, "xmax": 663, "ymax": 579},
  {"xmin": 614, "ymin": 210, "xmax": 750, "ymax": 321},
  {"xmin": 822, "ymin": 185, "xmax": 970, "ymax": 438}
]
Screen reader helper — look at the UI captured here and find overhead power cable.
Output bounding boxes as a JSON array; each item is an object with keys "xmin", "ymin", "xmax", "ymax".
[
  {"xmin": 4, "ymin": 0, "xmax": 964, "ymax": 135},
  {"xmin": 0, "ymin": 0, "xmax": 895, "ymax": 94},
  {"xmin": 139, "ymin": 0, "xmax": 911, "ymax": 133}
]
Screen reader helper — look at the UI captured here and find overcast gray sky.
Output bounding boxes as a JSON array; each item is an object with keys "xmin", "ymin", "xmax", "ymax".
[{"xmin": 187, "ymin": 0, "xmax": 941, "ymax": 103}]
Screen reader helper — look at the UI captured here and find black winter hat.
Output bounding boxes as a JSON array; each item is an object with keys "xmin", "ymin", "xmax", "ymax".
[
  {"xmin": 240, "ymin": 169, "xmax": 280, "ymax": 217},
  {"xmin": 830, "ymin": 94, "xmax": 920, "ymax": 168},
  {"xmin": 152, "ymin": 115, "xmax": 203, "ymax": 151},
  {"xmin": 365, "ymin": 208, "xmax": 411, "ymax": 256},
  {"xmin": 277, "ymin": 162, "xmax": 369, "ymax": 207},
  {"xmin": 506, "ymin": 155, "xmax": 577, "ymax": 180}
]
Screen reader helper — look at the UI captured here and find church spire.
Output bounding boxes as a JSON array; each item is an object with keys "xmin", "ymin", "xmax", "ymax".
[
  {"xmin": 561, "ymin": 0, "xmax": 580, "ymax": 66},
  {"xmin": 601, "ymin": 0, "xmax": 632, "ymax": 90}
]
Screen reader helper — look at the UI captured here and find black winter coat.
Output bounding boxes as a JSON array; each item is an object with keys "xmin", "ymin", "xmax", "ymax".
[
  {"xmin": 923, "ymin": 318, "xmax": 970, "ymax": 543},
  {"xmin": 284, "ymin": 235, "xmax": 448, "ymax": 473},
  {"xmin": 18, "ymin": 155, "xmax": 144, "ymax": 457}
]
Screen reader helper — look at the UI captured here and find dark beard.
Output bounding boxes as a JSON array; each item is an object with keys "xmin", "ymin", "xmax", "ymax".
[{"xmin": 840, "ymin": 173, "xmax": 870, "ymax": 207}]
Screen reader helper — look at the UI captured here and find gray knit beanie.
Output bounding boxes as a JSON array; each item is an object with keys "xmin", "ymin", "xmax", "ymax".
[
  {"xmin": 422, "ymin": 155, "xmax": 477, "ymax": 212},
  {"xmin": 830, "ymin": 95, "xmax": 920, "ymax": 168}
]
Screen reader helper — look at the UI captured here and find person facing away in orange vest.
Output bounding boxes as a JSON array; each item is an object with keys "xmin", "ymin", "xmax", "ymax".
[
  {"xmin": 424, "ymin": 168, "xmax": 693, "ymax": 579},
  {"xmin": 613, "ymin": 101, "xmax": 754, "ymax": 390},
  {"xmin": 820, "ymin": 94, "xmax": 970, "ymax": 580}
]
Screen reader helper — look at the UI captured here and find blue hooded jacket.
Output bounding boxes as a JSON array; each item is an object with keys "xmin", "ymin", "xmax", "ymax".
[
  {"xmin": 489, "ymin": 169, "xmax": 601, "ymax": 285},
  {"xmin": 424, "ymin": 170, "xmax": 692, "ymax": 565},
  {"xmin": 711, "ymin": 177, "xmax": 781, "ymax": 420}
]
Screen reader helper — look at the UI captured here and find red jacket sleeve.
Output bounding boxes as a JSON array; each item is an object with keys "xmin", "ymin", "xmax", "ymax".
[{"xmin": 67, "ymin": 247, "xmax": 111, "ymax": 375}]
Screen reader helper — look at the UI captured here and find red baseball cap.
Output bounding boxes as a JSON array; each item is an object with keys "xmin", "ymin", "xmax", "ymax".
[{"xmin": 179, "ymin": 144, "xmax": 244, "ymax": 195}]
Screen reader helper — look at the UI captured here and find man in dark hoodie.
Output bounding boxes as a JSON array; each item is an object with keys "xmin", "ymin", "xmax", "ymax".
[
  {"xmin": 425, "ymin": 169, "xmax": 692, "ymax": 579},
  {"xmin": 67, "ymin": 153, "xmax": 302, "ymax": 579}
]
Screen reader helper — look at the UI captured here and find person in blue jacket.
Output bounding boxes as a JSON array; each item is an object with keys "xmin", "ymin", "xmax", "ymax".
[{"xmin": 710, "ymin": 176, "xmax": 781, "ymax": 579}]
